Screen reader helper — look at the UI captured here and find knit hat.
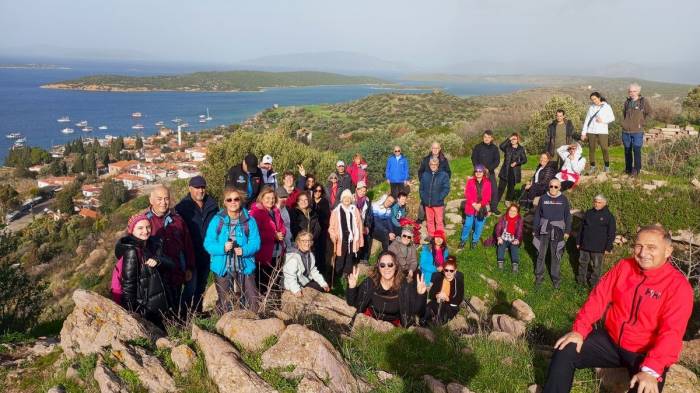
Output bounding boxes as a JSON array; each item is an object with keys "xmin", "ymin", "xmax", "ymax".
[
  {"xmin": 474, "ymin": 164, "xmax": 486, "ymax": 172},
  {"xmin": 244, "ymin": 153, "xmax": 258, "ymax": 172},
  {"xmin": 401, "ymin": 226, "xmax": 413, "ymax": 236},
  {"xmin": 127, "ymin": 213, "xmax": 150, "ymax": 234},
  {"xmin": 275, "ymin": 186, "xmax": 289, "ymax": 198},
  {"xmin": 432, "ymin": 229, "xmax": 447, "ymax": 244}
]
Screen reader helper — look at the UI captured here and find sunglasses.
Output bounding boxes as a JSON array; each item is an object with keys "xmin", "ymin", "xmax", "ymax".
[
  {"xmin": 549, "ymin": 185, "xmax": 560, "ymax": 189},
  {"xmin": 394, "ymin": 150, "xmax": 401, "ymax": 153},
  {"xmin": 475, "ymin": 170, "xmax": 483, "ymax": 173},
  {"xmin": 225, "ymin": 197, "xmax": 241, "ymax": 202},
  {"xmin": 314, "ymin": 189, "xmax": 323, "ymax": 192},
  {"xmin": 379, "ymin": 262, "xmax": 395, "ymax": 269},
  {"xmin": 444, "ymin": 269, "xmax": 456, "ymax": 273},
  {"xmin": 401, "ymin": 234, "xmax": 412, "ymax": 239}
]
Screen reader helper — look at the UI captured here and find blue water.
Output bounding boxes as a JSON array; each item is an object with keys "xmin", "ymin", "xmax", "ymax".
[{"xmin": 0, "ymin": 64, "xmax": 529, "ymax": 162}]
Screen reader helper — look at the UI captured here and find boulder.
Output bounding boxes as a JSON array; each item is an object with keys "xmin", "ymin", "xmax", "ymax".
[
  {"xmin": 170, "ymin": 344, "xmax": 197, "ymax": 373},
  {"xmin": 261, "ymin": 324, "xmax": 358, "ymax": 393},
  {"xmin": 352, "ymin": 312, "xmax": 396, "ymax": 334},
  {"xmin": 377, "ymin": 370, "xmax": 394, "ymax": 381},
  {"xmin": 29, "ymin": 337, "xmax": 59, "ymax": 356},
  {"xmin": 491, "ymin": 314, "xmax": 526, "ymax": 338},
  {"xmin": 202, "ymin": 283, "xmax": 218, "ymax": 313},
  {"xmin": 511, "ymin": 299, "xmax": 535, "ymax": 322},
  {"xmin": 155, "ymin": 337, "xmax": 175, "ymax": 350},
  {"xmin": 692, "ymin": 178, "xmax": 700, "ymax": 190},
  {"xmin": 664, "ymin": 364, "xmax": 699, "ymax": 393},
  {"xmin": 467, "ymin": 296, "xmax": 487, "ymax": 315},
  {"xmin": 681, "ymin": 339, "xmax": 700, "ymax": 366},
  {"xmin": 215, "ymin": 313, "xmax": 286, "ymax": 352},
  {"xmin": 192, "ymin": 324, "xmax": 277, "ymax": 393},
  {"xmin": 488, "ymin": 331, "xmax": 517, "ymax": 344},
  {"xmin": 84, "ymin": 248, "xmax": 108, "ymax": 267},
  {"xmin": 65, "ymin": 364, "xmax": 80, "ymax": 380},
  {"xmin": 60, "ymin": 290, "xmax": 162, "ymax": 358},
  {"xmin": 94, "ymin": 358, "xmax": 129, "ymax": 393},
  {"xmin": 445, "ymin": 213, "xmax": 463, "ymax": 225},
  {"xmin": 479, "ymin": 274, "xmax": 498, "ymax": 290},
  {"xmin": 447, "ymin": 382, "xmax": 475, "ymax": 393},
  {"xmin": 111, "ymin": 341, "xmax": 176, "ymax": 393},
  {"xmin": 446, "ymin": 314, "xmax": 469, "ymax": 334},
  {"xmin": 297, "ymin": 373, "xmax": 333, "ymax": 393},
  {"xmin": 281, "ymin": 287, "xmax": 357, "ymax": 328},
  {"xmin": 423, "ymin": 374, "xmax": 447, "ymax": 393},
  {"xmin": 47, "ymin": 386, "xmax": 66, "ymax": 393},
  {"xmin": 271, "ymin": 310, "xmax": 293, "ymax": 324}
]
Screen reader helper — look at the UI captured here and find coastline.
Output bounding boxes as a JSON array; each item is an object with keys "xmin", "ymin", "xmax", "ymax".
[{"xmin": 39, "ymin": 82, "xmax": 409, "ymax": 93}]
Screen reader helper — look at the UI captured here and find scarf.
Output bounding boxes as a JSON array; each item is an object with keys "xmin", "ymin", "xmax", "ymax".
[
  {"xmin": 330, "ymin": 183, "xmax": 338, "ymax": 206},
  {"xmin": 434, "ymin": 246, "xmax": 445, "ymax": 268},
  {"xmin": 505, "ymin": 214, "xmax": 519, "ymax": 236},
  {"xmin": 337, "ymin": 204, "xmax": 360, "ymax": 248}
]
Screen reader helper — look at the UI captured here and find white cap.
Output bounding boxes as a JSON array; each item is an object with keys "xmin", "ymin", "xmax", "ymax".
[
  {"xmin": 336, "ymin": 160, "xmax": 345, "ymax": 167},
  {"xmin": 356, "ymin": 180, "xmax": 367, "ymax": 189},
  {"xmin": 261, "ymin": 155, "xmax": 273, "ymax": 164}
]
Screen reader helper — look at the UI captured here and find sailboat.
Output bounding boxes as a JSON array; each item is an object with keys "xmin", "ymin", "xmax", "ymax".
[{"xmin": 205, "ymin": 107, "xmax": 212, "ymax": 121}]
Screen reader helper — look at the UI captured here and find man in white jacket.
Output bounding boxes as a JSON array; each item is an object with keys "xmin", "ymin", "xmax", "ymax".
[
  {"xmin": 581, "ymin": 92, "xmax": 615, "ymax": 175},
  {"xmin": 283, "ymin": 231, "xmax": 330, "ymax": 295},
  {"xmin": 556, "ymin": 143, "xmax": 586, "ymax": 191}
]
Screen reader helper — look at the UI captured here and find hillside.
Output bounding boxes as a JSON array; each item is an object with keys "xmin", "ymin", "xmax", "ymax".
[{"xmin": 40, "ymin": 70, "xmax": 389, "ymax": 92}]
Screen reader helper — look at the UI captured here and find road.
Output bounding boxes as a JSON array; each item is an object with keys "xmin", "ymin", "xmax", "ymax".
[{"xmin": 6, "ymin": 199, "xmax": 54, "ymax": 233}]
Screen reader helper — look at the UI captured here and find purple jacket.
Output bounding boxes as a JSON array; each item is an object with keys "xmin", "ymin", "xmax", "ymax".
[{"xmin": 490, "ymin": 215, "xmax": 524, "ymax": 245}]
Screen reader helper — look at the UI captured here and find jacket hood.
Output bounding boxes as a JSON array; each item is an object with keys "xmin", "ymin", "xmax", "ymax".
[{"xmin": 115, "ymin": 235, "xmax": 143, "ymax": 259}]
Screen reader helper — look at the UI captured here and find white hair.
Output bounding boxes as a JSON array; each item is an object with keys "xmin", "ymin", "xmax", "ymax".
[
  {"xmin": 629, "ymin": 83, "xmax": 641, "ymax": 92},
  {"xmin": 594, "ymin": 194, "xmax": 607, "ymax": 203}
]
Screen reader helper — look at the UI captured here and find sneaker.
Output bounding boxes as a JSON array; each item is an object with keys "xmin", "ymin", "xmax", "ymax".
[
  {"xmin": 458, "ymin": 241, "xmax": 466, "ymax": 250},
  {"xmin": 586, "ymin": 166, "xmax": 597, "ymax": 176},
  {"xmin": 604, "ymin": 166, "xmax": 610, "ymax": 173},
  {"xmin": 470, "ymin": 242, "xmax": 477, "ymax": 249},
  {"xmin": 512, "ymin": 264, "xmax": 519, "ymax": 273},
  {"xmin": 497, "ymin": 261, "xmax": 504, "ymax": 270}
]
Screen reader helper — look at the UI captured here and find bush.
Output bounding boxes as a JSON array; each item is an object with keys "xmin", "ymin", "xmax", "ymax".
[
  {"xmin": 201, "ymin": 130, "xmax": 338, "ymax": 200},
  {"xmin": 646, "ymin": 137, "xmax": 700, "ymax": 179},
  {"xmin": 0, "ymin": 262, "xmax": 48, "ymax": 333},
  {"xmin": 525, "ymin": 96, "xmax": 586, "ymax": 154},
  {"xmin": 681, "ymin": 85, "xmax": 700, "ymax": 124}
]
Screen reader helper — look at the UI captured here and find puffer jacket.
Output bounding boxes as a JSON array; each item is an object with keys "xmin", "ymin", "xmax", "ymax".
[
  {"xmin": 204, "ymin": 209, "xmax": 261, "ymax": 277},
  {"xmin": 498, "ymin": 140, "xmax": 527, "ymax": 183},
  {"xmin": 115, "ymin": 235, "xmax": 175, "ymax": 316},
  {"xmin": 250, "ymin": 202, "xmax": 287, "ymax": 266},
  {"xmin": 419, "ymin": 170, "xmax": 450, "ymax": 207},
  {"xmin": 290, "ymin": 207, "xmax": 321, "ymax": 242}
]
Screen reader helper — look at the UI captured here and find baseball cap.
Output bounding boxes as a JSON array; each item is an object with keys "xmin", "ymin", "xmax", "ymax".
[
  {"xmin": 188, "ymin": 175, "xmax": 207, "ymax": 188},
  {"xmin": 261, "ymin": 155, "xmax": 273, "ymax": 165},
  {"xmin": 336, "ymin": 160, "xmax": 345, "ymax": 167},
  {"xmin": 356, "ymin": 180, "xmax": 367, "ymax": 189}
]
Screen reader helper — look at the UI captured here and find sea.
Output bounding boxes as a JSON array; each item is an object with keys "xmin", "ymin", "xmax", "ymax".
[{"xmin": 0, "ymin": 62, "xmax": 529, "ymax": 162}]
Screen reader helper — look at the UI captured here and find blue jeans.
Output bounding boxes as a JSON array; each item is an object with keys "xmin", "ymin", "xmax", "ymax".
[
  {"xmin": 496, "ymin": 241, "xmax": 520, "ymax": 264},
  {"xmin": 622, "ymin": 132, "xmax": 644, "ymax": 173},
  {"xmin": 461, "ymin": 214, "xmax": 486, "ymax": 244}
]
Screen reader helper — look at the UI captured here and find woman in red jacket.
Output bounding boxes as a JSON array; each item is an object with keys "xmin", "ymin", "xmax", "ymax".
[
  {"xmin": 543, "ymin": 225, "xmax": 693, "ymax": 393},
  {"xmin": 347, "ymin": 153, "xmax": 368, "ymax": 186},
  {"xmin": 250, "ymin": 186, "xmax": 287, "ymax": 294}
]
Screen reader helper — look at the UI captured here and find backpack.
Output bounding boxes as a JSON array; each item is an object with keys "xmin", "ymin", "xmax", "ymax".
[
  {"xmin": 215, "ymin": 211, "xmax": 250, "ymax": 238},
  {"xmin": 110, "ymin": 256, "xmax": 125, "ymax": 304}
]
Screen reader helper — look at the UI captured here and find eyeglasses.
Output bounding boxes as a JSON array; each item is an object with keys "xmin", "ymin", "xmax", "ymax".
[
  {"xmin": 394, "ymin": 150, "xmax": 401, "ymax": 153},
  {"xmin": 225, "ymin": 197, "xmax": 241, "ymax": 203},
  {"xmin": 475, "ymin": 170, "xmax": 483, "ymax": 173},
  {"xmin": 299, "ymin": 239, "xmax": 313, "ymax": 244},
  {"xmin": 549, "ymin": 185, "xmax": 560, "ymax": 189},
  {"xmin": 401, "ymin": 235, "xmax": 412, "ymax": 239},
  {"xmin": 379, "ymin": 262, "xmax": 395, "ymax": 269},
  {"xmin": 314, "ymin": 189, "xmax": 323, "ymax": 192},
  {"xmin": 444, "ymin": 269, "xmax": 456, "ymax": 273}
]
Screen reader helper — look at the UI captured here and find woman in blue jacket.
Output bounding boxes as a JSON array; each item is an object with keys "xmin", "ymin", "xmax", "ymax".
[
  {"xmin": 204, "ymin": 187, "xmax": 261, "ymax": 313},
  {"xmin": 419, "ymin": 230, "xmax": 449, "ymax": 285}
]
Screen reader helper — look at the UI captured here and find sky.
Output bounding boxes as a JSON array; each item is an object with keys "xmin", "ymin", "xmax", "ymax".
[{"xmin": 1, "ymin": 0, "xmax": 699, "ymax": 81}]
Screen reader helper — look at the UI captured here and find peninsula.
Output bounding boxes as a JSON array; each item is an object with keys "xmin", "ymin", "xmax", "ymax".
[{"xmin": 40, "ymin": 70, "xmax": 389, "ymax": 92}]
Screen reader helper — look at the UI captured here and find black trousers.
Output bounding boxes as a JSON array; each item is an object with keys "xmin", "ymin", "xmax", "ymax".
[
  {"xmin": 543, "ymin": 329, "xmax": 667, "ymax": 393},
  {"xmin": 390, "ymin": 182, "xmax": 409, "ymax": 198},
  {"xmin": 422, "ymin": 301, "xmax": 459, "ymax": 326},
  {"xmin": 497, "ymin": 170, "xmax": 517, "ymax": 203},
  {"xmin": 488, "ymin": 172, "xmax": 499, "ymax": 211},
  {"xmin": 577, "ymin": 251, "xmax": 604, "ymax": 287},
  {"xmin": 334, "ymin": 240, "xmax": 357, "ymax": 276}
]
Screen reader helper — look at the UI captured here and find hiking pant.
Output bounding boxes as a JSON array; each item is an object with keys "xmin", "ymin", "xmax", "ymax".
[
  {"xmin": 488, "ymin": 172, "xmax": 499, "ymax": 211},
  {"xmin": 496, "ymin": 241, "xmax": 520, "ymax": 266},
  {"xmin": 577, "ymin": 250, "xmax": 604, "ymax": 287},
  {"xmin": 390, "ymin": 182, "xmax": 409, "ymax": 198},
  {"xmin": 622, "ymin": 131, "xmax": 644, "ymax": 173},
  {"xmin": 461, "ymin": 214, "xmax": 486, "ymax": 244},
  {"xmin": 560, "ymin": 180, "xmax": 575, "ymax": 191},
  {"xmin": 497, "ymin": 170, "xmax": 517, "ymax": 203},
  {"xmin": 373, "ymin": 228, "xmax": 393, "ymax": 251},
  {"xmin": 587, "ymin": 134, "xmax": 609, "ymax": 167},
  {"xmin": 215, "ymin": 273, "xmax": 259, "ymax": 313},
  {"xmin": 334, "ymin": 240, "xmax": 357, "ymax": 276},
  {"xmin": 425, "ymin": 205, "xmax": 445, "ymax": 237},
  {"xmin": 543, "ymin": 329, "xmax": 667, "ymax": 393},
  {"xmin": 535, "ymin": 233, "xmax": 564, "ymax": 286}
]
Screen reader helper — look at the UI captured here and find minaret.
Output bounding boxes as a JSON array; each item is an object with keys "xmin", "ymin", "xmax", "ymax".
[{"xmin": 177, "ymin": 125, "xmax": 182, "ymax": 146}]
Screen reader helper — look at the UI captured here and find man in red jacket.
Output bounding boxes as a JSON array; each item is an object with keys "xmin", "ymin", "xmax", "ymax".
[{"xmin": 543, "ymin": 225, "xmax": 693, "ymax": 393}]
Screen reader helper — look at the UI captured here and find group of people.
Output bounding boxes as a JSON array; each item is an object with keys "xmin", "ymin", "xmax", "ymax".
[{"xmin": 108, "ymin": 82, "xmax": 693, "ymax": 393}]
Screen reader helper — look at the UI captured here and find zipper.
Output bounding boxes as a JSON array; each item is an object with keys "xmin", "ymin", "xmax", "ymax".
[
  {"xmin": 617, "ymin": 276, "xmax": 646, "ymax": 345},
  {"xmin": 632, "ymin": 295, "xmax": 644, "ymax": 325}
]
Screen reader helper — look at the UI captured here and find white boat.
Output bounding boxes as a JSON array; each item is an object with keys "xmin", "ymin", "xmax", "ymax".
[
  {"xmin": 5, "ymin": 132, "xmax": 22, "ymax": 139},
  {"xmin": 57, "ymin": 116, "xmax": 70, "ymax": 123},
  {"xmin": 205, "ymin": 108, "xmax": 212, "ymax": 121},
  {"xmin": 171, "ymin": 118, "xmax": 182, "ymax": 123},
  {"xmin": 155, "ymin": 121, "xmax": 164, "ymax": 126},
  {"xmin": 179, "ymin": 123, "xmax": 190, "ymax": 128},
  {"xmin": 199, "ymin": 114, "xmax": 206, "ymax": 119},
  {"xmin": 198, "ymin": 118, "xmax": 206, "ymax": 123},
  {"xmin": 98, "ymin": 125, "xmax": 108, "ymax": 130},
  {"xmin": 61, "ymin": 128, "xmax": 75, "ymax": 134},
  {"xmin": 132, "ymin": 112, "xmax": 142, "ymax": 118},
  {"xmin": 132, "ymin": 124, "xmax": 144, "ymax": 130},
  {"xmin": 13, "ymin": 139, "xmax": 26, "ymax": 147},
  {"xmin": 75, "ymin": 120, "xmax": 88, "ymax": 127},
  {"xmin": 82, "ymin": 126, "xmax": 94, "ymax": 132}
]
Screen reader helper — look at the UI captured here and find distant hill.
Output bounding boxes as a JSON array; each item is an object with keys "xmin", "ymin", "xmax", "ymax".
[{"xmin": 41, "ymin": 70, "xmax": 389, "ymax": 92}]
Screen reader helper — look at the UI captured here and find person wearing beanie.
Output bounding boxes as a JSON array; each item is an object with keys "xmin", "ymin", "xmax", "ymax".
[
  {"xmin": 225, "ymin": 153, "xmax": 263, "ymax": 204},
  {"xmin": 112, "ymin": 213, "xmax": 176, "ymax": 329},
  {"xmin": 388, "ymin": 226, "xmax": 418, "ymax": 279},
  {"xmin": 419, "ymin": 230, "xmax": 449, "ymax": 285}
]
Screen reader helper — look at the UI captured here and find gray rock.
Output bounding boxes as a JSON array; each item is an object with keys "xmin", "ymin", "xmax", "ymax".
[
  {"xmin": 155, "ymin": 337, "xmax": 175, "ymax": 350},
  {"xmin": 281, "ymin": 287, "xmax": 357, "ymax": 328},
  {"xmin": 423, "ymin": 375, "xmax": 447, "ymax": 393},
  {"xmin": 447, "ymin": 382, "xmax": 475, "ymax": 393},
  {"xmin": 467, "ymin": 296, "xmax": 487, "ymax": 315},
  {"xmin": 65, "ymin": 364, "xmax": 80, "ymax": 380},
  {"xmin": 491, "ymin": 314, "xmax": 526, "ymax": 337},
  {"xmin": 511, "ymin": 299, "xmax": 535, "ymax": 322},
  {"xmin": 446, "ymin": 314, "xmax": 469, "ymax": 333},
  {"xmin": 377, "ymin": 370, "xmax": 394, "ymax": 381},
  {"xmin": 445, "ymin": 213, "xmax": 463, "ymax": 225},
  {"xmin": 352, "ymin": 312, "xmax": 396, "ymax": 334},
  {"xmin": 413, "ymin": 326, "xmax": 436, "ymax": 343},
  {"xmin": 215, "ymin": 314, "xmax": 286, "ymax": 352},
  {"xmin": 93, "ymin": 358, "xmax": 129, "ymax": 393},
  {"xmin": 111, "ymin": 341, "xmax": 176, "ymax": 393},
  {"xmin": 47, "ymin": 386, "xmax": 66, "ymax": 393},
  {"xmin": 297, "ymin": 373, "xmax": 333, "ymax": 393},
  {"xmin": 201, "ymin": 283, "xmax": 218, "ymax": 313},
  {"xmin": 170, "ymin": 344, "xmax": 196, "ymax": 373}
]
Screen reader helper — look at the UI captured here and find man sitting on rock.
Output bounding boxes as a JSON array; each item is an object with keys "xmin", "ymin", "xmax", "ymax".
[{"xmin": 543, "ymin": 224, "xmax": 693, "ymax": 393}]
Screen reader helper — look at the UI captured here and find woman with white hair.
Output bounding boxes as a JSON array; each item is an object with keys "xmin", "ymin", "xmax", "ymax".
[{"xmin": 329, "ymin": 189, "xmax": 365, "ymax": 280}]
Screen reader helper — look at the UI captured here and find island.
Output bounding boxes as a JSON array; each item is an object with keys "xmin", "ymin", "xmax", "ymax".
[{"xmin": 40, "ymin": 70, "xmax": 389, "ymax": 92}]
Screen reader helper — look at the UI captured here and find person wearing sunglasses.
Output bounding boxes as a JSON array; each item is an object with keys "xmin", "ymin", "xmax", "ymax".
[
  {"xmin": 347, "ymin": 251, "xmax": 427, "ymax": 327},
  {"xmin": 283, "ymin": 230, "xmax": 330, "ymax": 296},
  {"xmin": 422, "ymin": 256, "xmax": 464, "ymax": 326},
  {"xmin": 204, "ymin": 187, "xmax": 261, "ymax": 313},
  {"xmin": 459, "ymin": 165, "xmax": 492, "ymax": 250},
  {"xmin": 555, "ymin": 142, "xmax": 586, "ymax": 191},
  {"xmin": 388, "ymin": 227, "xmax": 418, "ymax": 280},
  {"xmin": 385, "ymin": 145, "xmax": 410, "ymax": 198},
  {"xmin": 532, "ymin": 179, "xmax": 572, "ymax": 289},
  {"xmin": 419, "ymin": 230, "xmax": 449, "ymax": 285}
]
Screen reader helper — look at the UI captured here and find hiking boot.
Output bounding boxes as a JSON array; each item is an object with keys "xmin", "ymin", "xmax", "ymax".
[
  {"xmin": 512, "ymin": 263, "xmax": 519, "ymax": 273},
  {"xmin": 586, "ymin": 166, "xmax": 597, "ymax": 176},
  {"xmin": 497, "ymin": 261, "xmax": 504, "ymax": 270},
  {"xmin": 604, "ymin": 166, "xmax": 610, "ymax": 173},
  {"xmin": 458, "ymin": 241, "xmax": 466, "ymax": 250},
  {"xmin": 470, "ymin": 242, "xmax": 477, "ymax": 249},
  {"xmin": 553, "ymin": 282, "xmax": 561, "ymax": 290}
]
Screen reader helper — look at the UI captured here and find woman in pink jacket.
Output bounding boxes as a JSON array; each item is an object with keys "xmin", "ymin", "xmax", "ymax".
[
  {"xmin": 329, "ymin": 189, "xmax": 364, "ymax": 282},
  {"xmin": 459, "ymin": 165, "xmax": 492, "ymax": 250},
  {"xmin": 250, "ymin": 186, "xmax": 287, "ymax": 294},
  {"xmin": 347, "ymin": 153, "xmax": 368, "ymax": 186}
]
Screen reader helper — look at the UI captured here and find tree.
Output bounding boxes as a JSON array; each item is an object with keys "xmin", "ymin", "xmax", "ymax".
[
  {"xmin": 0, "ymin": 261, "xmax": 48, "ymax": 333},
  {"xmin": 135, "ymin": 136, "xmax": 144, "ymax": 150},
  {"xmin": 55, "ymin": 181, "xmax": 80, "ymax": 215},
  {"xmin": 71, "ymin": 156, "xmax": 84, "ymax": 173},
  {"xmin": 526, "ymin": 96, "xmax": 586, "ymax": 154},
  {"xmin": 99, "ymin": 180, "xmax": 128, "ymax": 214},
  {"xmin": 83, "ymin": 153, "xmax": 96, "ymax": 175},
  {"xmin": 682, "ymin": 85, "xmax": 700, "ymax": 124},
  {"xmin": 0, "ymin": 184, "xmax": 20, "ymax": 220}
]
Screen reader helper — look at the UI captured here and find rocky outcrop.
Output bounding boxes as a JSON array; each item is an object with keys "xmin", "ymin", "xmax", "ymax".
[
  {"xmin": 352, "ymin": 312, "xmax": 396, "ymax": 333},
  {"xmin": 511, "ymin": 299, "xmax": 535, "ymax": 322},
  {"xmin": 111, "ymin": 341, "xmax": 176, "ymax": 393},
  {"xmin": 423, "ymin": 374, "xmax": 447, "ymax": 393},
  {"xmin": 597, "ymin": 364, "xmax": 698, "ymax": 393},
  {"xmin": 192, "ymin": 324, "xmax": 277, "ymax": 393},
  {"xmin": 170, "ymin": 344, "xmax": 197, "ymax": 373},
  {"xmin": 215, "ymin": 313, "xmax": 286, "ymax": 352},
  {"xmin": 491, "ymin": 314, "xmax": 526, "ymax": 338},
  {"xmin": 446, "ymin": 382, "xmax": 475, "ymax": 393},
  {"xmin": 60, "ymin": 289, "xmax": 162, "ymax": 358},
  {"xmin": 467, "ymin": 296, "xmax": 487, "ymax": 315},
  {"xmin": 202, "ymin": 283, "xmax": 218, "ymax": 313},
  {"xmin": 681, "ymin": 339, "xmax": 700, "ymax": 366},
  {"xmin": 94, "ymin": 358, "xmax": 129, "ymax": 393},
  {"xmin": 281, "ymin": 287, "xmax": 357, "ymax": 328},
  {"xmin": 446, "ymin": 314, "xmax": 469, "ymax": 334},
  {"xmin": 297, "ymin": 373, "xmax": 333, "ymax": 393},
  {"xmin": 261, "ymin": 324, "xmax": 359, "ymax": 393}
]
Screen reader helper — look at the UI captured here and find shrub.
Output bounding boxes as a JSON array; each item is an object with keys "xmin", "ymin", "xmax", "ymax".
[
  {"xmin": 525, "ymin": 96, "xmax": 586, "ymax": 154},
  {"xmin": 646, "ymin": 136, "xmax": 700, "ymax": 179},
  {"xmin": 0, "ymin": 262, "xmax": 48, "ymax": 333},
  {"xmin": 681, "ymin": 85, "xmax": 700, "ymax": 124},
  {"xmin": 201, "ymin": 130, "xmax": 338, "ymax": 200}
]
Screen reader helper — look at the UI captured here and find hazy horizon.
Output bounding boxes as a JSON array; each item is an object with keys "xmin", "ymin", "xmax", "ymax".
[{"xmin": 2, "ymin": 0, "xmax": 699, "ymax": 83}]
